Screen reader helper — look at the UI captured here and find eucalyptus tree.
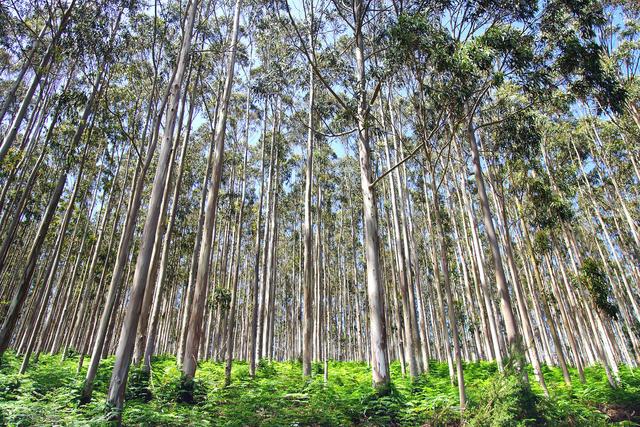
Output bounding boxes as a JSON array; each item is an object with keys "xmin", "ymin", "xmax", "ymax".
[
  {"xmin": 79, "ymin": 1, "xmax": 183, "ymax": 403},
  {"xmin": 0, "ymin": 0, "xmax": 77, "ymax": 164},
  {"xmin": 182, "ymin": 0, "xmax": 243, "ymax": 387},
  {"xmin": 246, "ymin": 10, "xmax": 300, "ymax": 375},
  {"xmin": 224, "ymin": 77, "xmax": 253, "ymax": 385},
  {"xmin": 299, "ymin": 0, "xmax": 320, "ymax": 380},
  {"xmin": 106, "ymin": 0, "xmax": 201, "ymax": 415},
  {"xmin": 0, "ymin": 0, "xmax": 125, "ymax": 358},
  {"xmin": 283, "ymin": 0, "xmax": 393, "ymax": 391}
]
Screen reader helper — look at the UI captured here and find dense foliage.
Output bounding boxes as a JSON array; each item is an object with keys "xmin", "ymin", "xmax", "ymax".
[{"xmin": 1, "ymin": 352, "xmax": 639, "ymax": 426}]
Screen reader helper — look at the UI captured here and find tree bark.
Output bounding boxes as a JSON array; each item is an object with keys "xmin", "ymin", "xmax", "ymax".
[
  {"xmin": 181, "ymin": 0, "xmax": 242, "ymax": 381},
  {"xmin": 106, "ymin": 0, "xmax": 199, "ymax": 415},
  {"xmin": 354, "ymin": 1, "xmax": 390, "ymax": 390},
  {"xmin": 467, "ymin": 121, "xmax": 524, "ymax": 378}
]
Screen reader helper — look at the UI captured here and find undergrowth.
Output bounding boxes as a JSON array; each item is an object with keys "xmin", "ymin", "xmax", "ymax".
[{"xmin": 0, "ymin": 351, "xmax": 638, "ymax": 426}]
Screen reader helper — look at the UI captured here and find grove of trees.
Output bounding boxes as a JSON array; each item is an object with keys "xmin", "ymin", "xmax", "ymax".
[{"xmin": 0, "ymin": 0, "xmax": 639, "ymax": 423}]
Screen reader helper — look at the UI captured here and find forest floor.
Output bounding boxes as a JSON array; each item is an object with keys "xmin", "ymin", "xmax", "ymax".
[{"xmin": 0, "ymin": 351, "xmax": 639, "ymax": 426}]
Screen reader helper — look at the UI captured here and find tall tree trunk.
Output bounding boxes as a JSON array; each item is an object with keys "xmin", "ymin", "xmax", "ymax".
[
  {"xmin": 143, "ymin": 92, "xmax": 196, "ymax": 373},
  {"xmin": 428, "ymin": 165, "xmax": 466, "ymax": 408},
  {"xmin": 134, "ymin": 86, "xmax": 187, "ymax": 366},
  {"xmin": 224, "ymin": 92, "xmax": 250, "ymax": 385},
  {"xmin": 177, "ymin": 81, "xmax": 220, "ymax": 363},
  {"xmin": 467, "ymin": 121, "xmax": 524, "ymax": 378},
  {"xmin": 302, "ymin": 43, "xmax": 315, "ymax": 378},
  {"xmin": 18, "ymin": 144, "xmax": 102, "ymax": 372},
  {"xmin": 106, "ymin": 0, "xmax": 199, "ymax": 415},
  {"xmin": 380, "ymin": 101, "xmax": 418, "ymax": 378},
  {"xmin": 248, "ymin": 103, "xmax": 269, "ymax": 377},
  {"xmin": 181, "ymin": 0, "xmax": 242, "ymax": 382},
  {"xmin": 493, "ymin": 186, "xmax": 548, "ymax": 394},
  {"xmin": 0, "ymin": 167, "xmax": 67, "ymax": 356},
  {"xmin": 353, "ymin": 0, "xmax": 390, "ymax": 391},
  {"xmin": 0, "ymin": 41, "xmax": 108, "ymax": 356}
]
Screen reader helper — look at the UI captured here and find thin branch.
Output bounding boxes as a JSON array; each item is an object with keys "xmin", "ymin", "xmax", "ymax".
[
  {"xmin": 475, "ymin": 100, "xmax": 536, "ymax": 130},
  {"xmin": 282, "ymin": 0, "xmax": 351, "ymax": 113},
  {"xmin": 294, "ymin": 115, "xmax": 357, "ymax": 138},
  {"xmin": 370, "ymin": 115, "xmax": 446, "ymax": 188}
]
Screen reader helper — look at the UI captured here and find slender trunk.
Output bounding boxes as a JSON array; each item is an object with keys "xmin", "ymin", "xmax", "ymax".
[
  {"xmin": 143, "ymin": 94, "xmax": 196, "ymax": 373},
  {"xmin": 0, "ymin": 42, "xmax": 108, "ymax": 356},
  {"xmin": 429, "ymin": 166, "xmax": 466, "ymax": 408},
  {"xmin": 354, "ymin": 5, "xmax": 390, "ymax": 390},
  {"xmin": 224, "ymin": 100, "xmax": 250, "ymax": 385},
  {"xmin": 381, "ymin": 101, "xmax": 418, "ymax": 378},
  {"xmin": 302, "ymin": 44, "xmax": 315, "ymax": 378},
  {"xmin": 248, "ymin": 103, "xmax": 268, "ymax": 377},
  {"xmin": 134, "ymin": 88, "xmax": 187, "ymax": 365},
  {"xmin": 18, "ymin": 146, "xmax": 99, "ymax": 372},
  {"xmin": 0, "ymin": 168, "xmax": 67, "ymax": 356},
  {"xmin": 467, "ymin": 122, "xmax": 524, "ymax": 377},
  {"xmin": 106, "ymin": 0, "xmax": 199, "ymax": 414},
  {"xmin": 493, "ymin": 182, "xmax": 548, "ymax": 394},
  {"xmin": 181, "ymin": 0, "xmax": 241, "ymax": 381}
]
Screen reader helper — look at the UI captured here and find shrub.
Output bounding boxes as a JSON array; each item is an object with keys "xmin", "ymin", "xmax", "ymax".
[
  {"xmin": 125, "ymin": 366, "xmax": 152, "ymax": 402},
  {"xmin": 468, "ymin": 372, "xmax": 541, "ymax": 427}
]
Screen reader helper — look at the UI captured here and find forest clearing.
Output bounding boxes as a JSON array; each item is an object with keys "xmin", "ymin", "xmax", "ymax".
[{"xmin": 1, "ymin": 0, "xmax": 640, "ymax": 425}]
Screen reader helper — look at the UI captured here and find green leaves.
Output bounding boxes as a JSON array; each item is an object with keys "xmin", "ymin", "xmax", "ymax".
[
  {"xmin": 575, "ymin": 257, "xmax": 620, "ymax": 320},
  {"xmin": 542, "ymin": 0, "xmax": 627, "ymax": 114},
  {"xmin": 533, "ymin": 230, "xmax": 552, "ymax": 255},
  {"xmin": 493, "ymin": 107, "xmax": 542, "ymax": 164},
  {"xmin": 209, "ymin": 287, "xmax": 232, "ymax": 311},
  {"xmin": 522, "ymin": 175, "xmax": 574, "ymax": 230},
  {"xmin": 2, "ymin": 353, "xmax": 639, "ymax": 426},
  {"xmin": 481, "ymin": 25, "xmax": 537, "ymax": 73},
  {"xmin": 468, "ymin": 370, "xmax": 541, "ymax": 427}
]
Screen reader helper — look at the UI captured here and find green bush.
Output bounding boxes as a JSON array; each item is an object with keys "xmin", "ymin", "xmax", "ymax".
[
  {"xmin": 360, "ymin": 384, "xmax": 406, "ymax": 426},
  {"xmin": 125, "ymin": 365, "xmax": 152, "ymax": 402},
  {"xmin": 1, "ymin": 351, "xmax": 638, "ymax": 426},
  {"xmin": 468, "ymin": 372, "xmax": 541, "ymax": 426}
]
